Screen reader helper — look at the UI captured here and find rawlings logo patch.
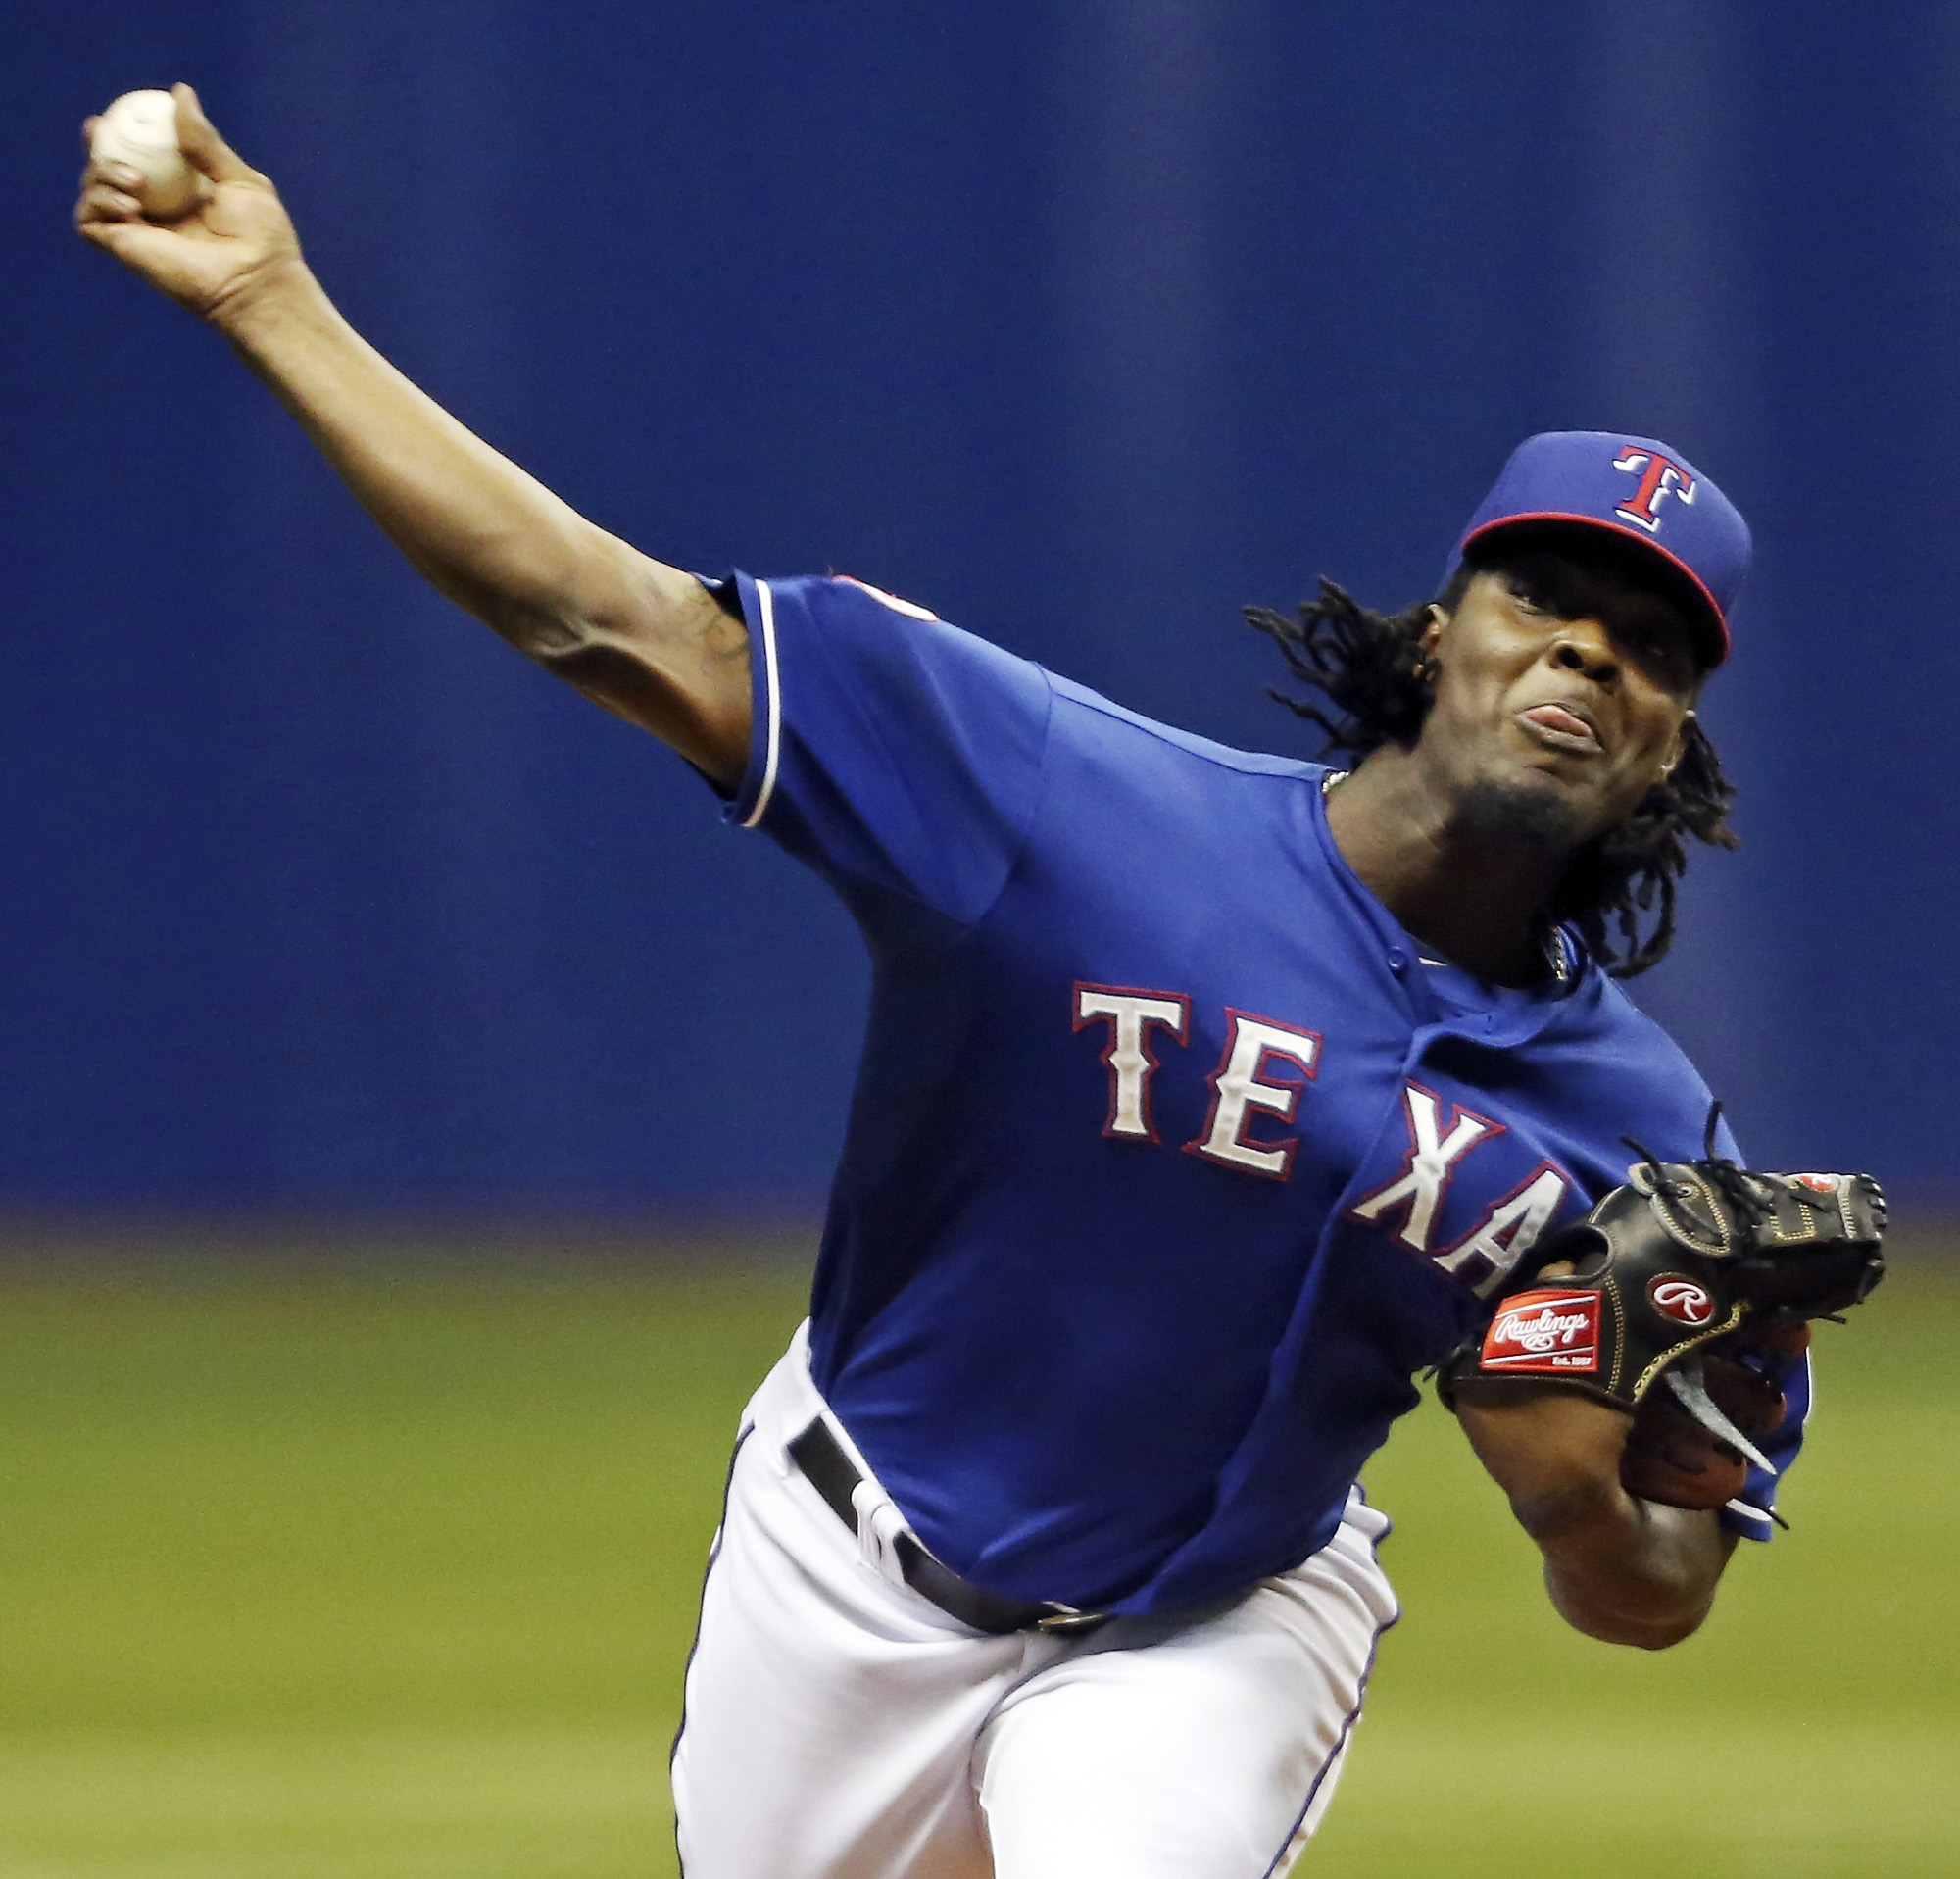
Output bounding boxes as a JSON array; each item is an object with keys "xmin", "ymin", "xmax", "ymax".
[
  {"xmin": 1482, "ymin": 1290, "xmax": 1601, "ymax": 1373},
  {"xmin": 1794, "ymin": 1173, "xmax": 1838, "ymax": 1195},
  {"xmin": 1648, "ymin": 1275, "xmax": 1716, "ymax": 1326}
]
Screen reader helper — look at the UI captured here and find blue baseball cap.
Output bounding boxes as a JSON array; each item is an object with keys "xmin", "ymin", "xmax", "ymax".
[{"xmin": 1445, "ymin": 431, "xmax": 1751, "ymax": 667}]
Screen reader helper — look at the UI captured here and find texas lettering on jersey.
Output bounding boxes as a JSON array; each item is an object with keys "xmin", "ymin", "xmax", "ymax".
[
  {"xmin": 1075, "ymin": 987, "xmax": 1571, "ymax": 1295},
  {"xmin": 1347, "ymin": 1083, "xmax": 1570, "ymax": 1293},
  {"xmin": 1075, "ymin": 988, "xmax": 1321, "ymax": 1176}
]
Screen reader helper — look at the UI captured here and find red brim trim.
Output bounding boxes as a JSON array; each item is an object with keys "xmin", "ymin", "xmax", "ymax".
[{"xmin": 1459, "ymin": 512, "xmax": 1731, "ymax": 667}]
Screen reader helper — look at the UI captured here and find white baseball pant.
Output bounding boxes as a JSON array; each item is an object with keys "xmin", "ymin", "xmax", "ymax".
[{"xmin": 670, "ymin": 1326, "xmax": 1398, "ymax": 1879}]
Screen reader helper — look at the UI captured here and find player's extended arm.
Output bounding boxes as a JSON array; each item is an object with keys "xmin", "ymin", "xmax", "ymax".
[
  {"xmin": 1451, "ymin": 1380, "xmax": 1737, "ymax": 1650},
  {"xmin": 74, "ymin": 85, "xmax": 751, "ymax": 786}
]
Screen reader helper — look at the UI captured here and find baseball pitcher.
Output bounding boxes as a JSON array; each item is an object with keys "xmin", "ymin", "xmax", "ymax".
[{"xmin": 76, "ymin": 87, "xmax": 1884, "ymax": 1879}]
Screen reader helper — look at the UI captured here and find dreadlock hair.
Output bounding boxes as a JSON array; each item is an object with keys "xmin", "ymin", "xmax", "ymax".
[{"xmin": 1244, "ymin": 542, "xmax": 1740, "ymax": 979}]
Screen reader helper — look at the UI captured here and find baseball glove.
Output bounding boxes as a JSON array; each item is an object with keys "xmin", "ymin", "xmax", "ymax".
[{"xmin": 1438, "ymin": 1122, "xmax": 1886, "ymax": 1512}]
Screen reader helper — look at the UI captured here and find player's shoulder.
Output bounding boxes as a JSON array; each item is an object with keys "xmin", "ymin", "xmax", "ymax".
[
  {"xmin": 769, "ymin": 571, "xmax": 1325, "ymax": 785},
  {"xmin": 1561, "ymin": 966, "xmax": 1726, "ymax": 1143},
  {"xmin": 1586, "ymin": 969, "xmax": 1696, "ymax": 1058},
  {"xmin": 809, "ymin": 572, "xmax": 945, "ymax": 622},
  {"xmin": 762, "ymin": 572, "xmax": 1050, "ymax": 687},
  {"xmin": 1044, "ymin": 671, "xmax": 1327, "ymax": 784}
]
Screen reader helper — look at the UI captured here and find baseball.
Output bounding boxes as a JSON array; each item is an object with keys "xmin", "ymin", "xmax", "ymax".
[{"xmin": 91, "ymin": 89, "xmax": 203, "ymax": 221}]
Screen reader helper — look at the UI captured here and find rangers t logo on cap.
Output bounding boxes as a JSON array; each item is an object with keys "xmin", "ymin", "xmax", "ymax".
[
  {"xmin": 1445, "ymin": 430, "xmax": 1752, "ymax": 667},
  {"xmin": 1611, "ymin": 448, "xmax": 1695, "ymax": 531}
]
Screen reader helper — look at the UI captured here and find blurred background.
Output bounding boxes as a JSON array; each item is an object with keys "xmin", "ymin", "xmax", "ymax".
[{"xmin": 2, "ymin": 2, "xmax": 1956, "ymax": 1874}]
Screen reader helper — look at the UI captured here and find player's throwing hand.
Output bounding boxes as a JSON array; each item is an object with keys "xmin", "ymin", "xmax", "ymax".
[{"xmin": 74, "ymin": 84, "xmax": 301, "ymax": 325}]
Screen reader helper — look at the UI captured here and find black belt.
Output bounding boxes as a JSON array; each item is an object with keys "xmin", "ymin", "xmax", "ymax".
[{"xmin": 788, "ymin": 1417, "xmax": 1108, "ymax": 1637}]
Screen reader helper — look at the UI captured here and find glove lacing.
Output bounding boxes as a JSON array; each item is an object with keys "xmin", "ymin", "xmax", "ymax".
[{"xmin": 1623, "ymin": 1100, "xmax": 1776, "ymax": 1233}]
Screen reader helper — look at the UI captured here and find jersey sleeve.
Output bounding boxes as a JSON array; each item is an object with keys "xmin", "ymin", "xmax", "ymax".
[
  {"xmin": 720, "ymin": 572, "xmax": 1054, "ymax": 923},
  {"xmin": 1719, "ymin": 1348, "xmax": 1811, "ymax": 1542},
  {"xmin": 1703, "ymin": 1112, "xmax": 1809, "ymax": 1544}
]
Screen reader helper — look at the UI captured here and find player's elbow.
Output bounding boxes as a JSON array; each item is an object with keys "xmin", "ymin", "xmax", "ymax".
[
  {"xmin": 1634, "ymin": 1606, "xmax": 1712, "ymax": 1651},
  {"xmin": 416, "ymin": 513, "xmax": 626, "ymax": 659},
  {"xmin": 1551, "ymin": 1583, "xmax": 1713, "ymax": 1650},
  {"xmin": 1568, "ymin": 1607, "xmax": 1710, "ymax": 1651},
  {"xmin": 1542, "ymin": 1543, "xmax": 1719, "ymax": 1650}
]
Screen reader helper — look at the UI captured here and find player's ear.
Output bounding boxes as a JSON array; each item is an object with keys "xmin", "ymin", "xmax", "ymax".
[
  {"xmin": 1410, "ymin": 605, "xmax": 1449, "ymax": 690},
  {"xmin": 1659, "ymin": 708, "xmax": 1693, "ymax": 780}
]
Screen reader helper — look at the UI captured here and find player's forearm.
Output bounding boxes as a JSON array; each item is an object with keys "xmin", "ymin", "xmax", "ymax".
[
  {"xmin": 1522, "ymin": 1476, "xmax": 1736, "ymax": 1649},
  {"xmin": 206, "ymin": 261, "xmax": 750, "ymax": 775},
  {"xmin": 212, "ymin": 262, "xmax": 660, "ymax": 648},
  {"xmin": 1454, "ymin": 1384, "xmax": 1733, "ymax": 1649},
  {"xmin": 78, "ymin": 88, "xmax": 749, "ymax": 774}
]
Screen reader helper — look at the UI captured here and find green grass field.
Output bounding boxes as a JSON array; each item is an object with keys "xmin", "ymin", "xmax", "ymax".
[{"xmin": 0, "ymin": 1249, "xmax": 1953, "ymax": 1876}]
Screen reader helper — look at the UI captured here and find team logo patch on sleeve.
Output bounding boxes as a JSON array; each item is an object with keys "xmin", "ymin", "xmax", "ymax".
[{"xmin": 1480, "ymin": 1289, "xmax": 1602, "ymax": 1372}]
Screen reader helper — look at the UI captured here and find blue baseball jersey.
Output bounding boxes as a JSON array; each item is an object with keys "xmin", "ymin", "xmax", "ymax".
[{"xmin": 714, "ymin": 571, "xmax": 1802, "ymax": 1615}]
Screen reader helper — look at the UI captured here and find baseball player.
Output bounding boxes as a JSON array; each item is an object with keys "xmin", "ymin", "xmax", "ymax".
[{"xmin": 78, "ymin": 90, "xmax": 1884, "ymax": 1879}]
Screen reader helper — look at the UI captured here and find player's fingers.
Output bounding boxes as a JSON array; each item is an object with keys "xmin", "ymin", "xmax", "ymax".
[
  {"xmin": 172, "ymin": 83, "xmax": 258, "ymax": 184},
  {"xmin": 75, "ymin": 178, "xmax": 145, "ymax": 223},
  {"xmin": 87, "ymin": 159, "xmax": 145, "ymax": 193},
  {"xmin": 81, "ymin": 115, "xmax": 101, "ymax": 147},
  {"xmin": 74, "ymin": 212, "xmax": 155, "ymax": 257}
]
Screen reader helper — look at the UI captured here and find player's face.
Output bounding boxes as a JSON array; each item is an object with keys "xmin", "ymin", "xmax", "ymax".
[{"xmin": 1416, "ymin": 548, "xmax": 1701, "ymax": 851}]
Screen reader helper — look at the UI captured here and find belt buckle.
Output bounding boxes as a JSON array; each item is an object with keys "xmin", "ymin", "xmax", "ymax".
[{"xmin": 1033, "ymin": 1606, "xmax": 1108, "ymax": 1636}]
